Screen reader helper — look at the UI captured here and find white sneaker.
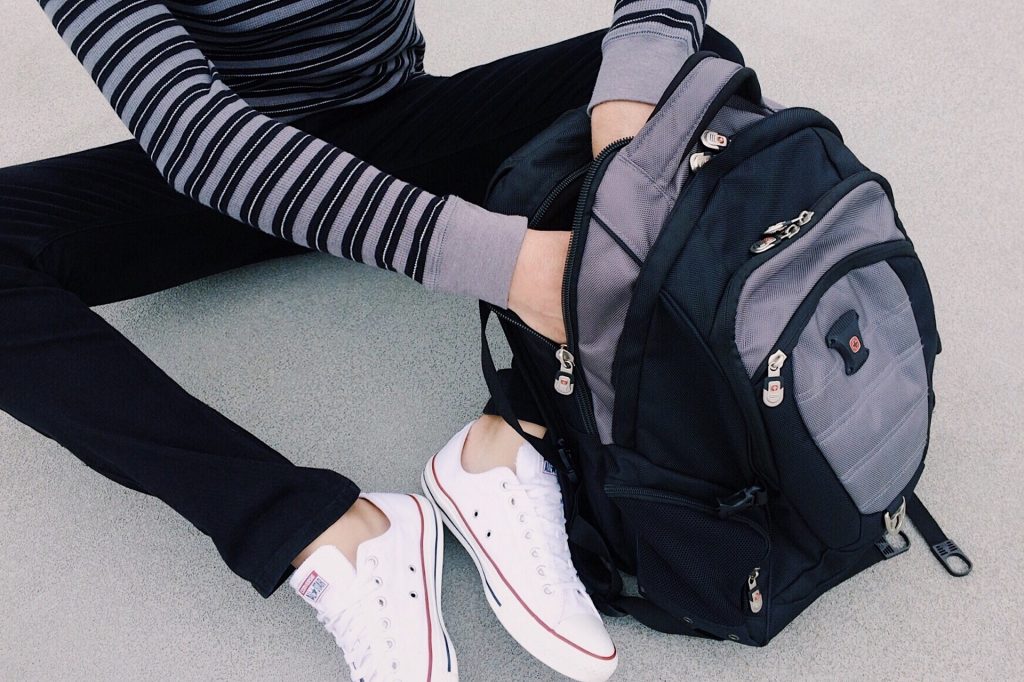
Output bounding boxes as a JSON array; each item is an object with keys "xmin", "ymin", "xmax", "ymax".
[
  {"xmin": 289, "ymin": 492, "xmax": 457, "ymax": 682},
  {"xmin": 421, "ymin": 423, "xmax": 618, "ymax": 682}
]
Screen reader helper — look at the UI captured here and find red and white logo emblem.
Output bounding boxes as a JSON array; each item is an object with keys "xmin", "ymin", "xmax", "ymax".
[
  {"xmin": 849, "ymin": 335, "xmax": 862, "ymax": 353},
  {"xmin": 298, "ymin": 571, "xmax": 329, "ymax": 603}
]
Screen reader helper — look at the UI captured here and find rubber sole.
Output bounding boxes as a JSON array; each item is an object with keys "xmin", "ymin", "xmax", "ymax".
[
  {"xmin": 420, "ymin": 459, "xmax": 617, "ymax": 682},
  {"xmin": 411, "ymin": 493, "xmax": 459, "ymax": 680}
]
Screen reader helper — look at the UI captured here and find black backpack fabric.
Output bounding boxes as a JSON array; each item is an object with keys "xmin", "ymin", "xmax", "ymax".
[{"xmin": 479, "ymin": 51, "xmax": 971, "ymax": 645}]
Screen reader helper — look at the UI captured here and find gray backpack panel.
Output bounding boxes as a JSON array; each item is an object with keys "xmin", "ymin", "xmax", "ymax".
[{"xmin": 793, "ymin": 262, "xmax": 929, "ymax": 514}]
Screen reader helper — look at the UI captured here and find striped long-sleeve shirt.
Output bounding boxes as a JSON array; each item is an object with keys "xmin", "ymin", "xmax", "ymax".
[{"xmin": 38, "ymin": 0, "xmax": 707, "ymax": 307}]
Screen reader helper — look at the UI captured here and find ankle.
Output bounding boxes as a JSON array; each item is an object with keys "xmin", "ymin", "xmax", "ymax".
[
  {"xmin": 461, "ymin": 415, "xmax": 546, "ymax": 474},
  {"xmin": 293, "ymin": 498, "xmax": 390, "ymax": 567}
]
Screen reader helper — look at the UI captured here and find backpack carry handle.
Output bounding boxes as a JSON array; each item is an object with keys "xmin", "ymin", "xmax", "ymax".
[{"xmin": 623, "ymin": 53, "xmax": 763, "ymax": 183}]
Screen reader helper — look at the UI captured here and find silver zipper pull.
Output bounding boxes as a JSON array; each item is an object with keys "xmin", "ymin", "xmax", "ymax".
[
  {"xmin": 747, "ymin": 567, "xmax": 763, "ymax": 614},
  {"xmin": 701, "ymin": 129, "xmax": 729, "ymax": 151},
  {"xmin": 689, "ymin": 151, "xmax": 713, "ymax": 172},
  {"xmin": 762, "ymin": 350, "xmax": 787, "ymax": 407},
  {"xmin": 751, "ymin": 210, "xmax": 815, "ymax": 253},
  {"xmin": 777, "ymin": 210, "xmax": 814, "ymax": 241},
  {"xmin": 794, "ymin": 210, "xmax": 814, "ymax": 225},
  {"xmin": 750, "ymin": 235, "xmax": 780, "ymax": 253},
  {"xmin": 762, "ymin": 220, "xmax": 790, "ymax": 236},
  {"xmin": 554, "ymin": 346, "xmax": 575, "ymax": 396}
]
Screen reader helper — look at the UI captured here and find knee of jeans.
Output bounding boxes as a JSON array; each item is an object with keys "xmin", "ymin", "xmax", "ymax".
[{"xmin": 0, "ymin": 246, "xmax": 54, "ymax": 290}]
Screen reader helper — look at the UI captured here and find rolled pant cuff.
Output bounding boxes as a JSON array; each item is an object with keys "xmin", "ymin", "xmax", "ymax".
[{"xmin": 251, "ymin": 482, "xmax": 361, "ymax": 598}]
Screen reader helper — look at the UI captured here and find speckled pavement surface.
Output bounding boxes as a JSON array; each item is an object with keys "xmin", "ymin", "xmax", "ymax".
[{"xmin": 1, "ymin": 1, "xmax": 1020, "ymax": 679}]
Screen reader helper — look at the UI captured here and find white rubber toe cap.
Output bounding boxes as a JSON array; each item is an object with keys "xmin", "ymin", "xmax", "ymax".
[{"xmin": 554, "ymin": 614, "xmax": 618, "ymax": 682}]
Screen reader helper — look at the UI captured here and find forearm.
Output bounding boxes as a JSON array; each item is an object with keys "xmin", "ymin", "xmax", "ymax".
[
  {"xmin": 39, "ymin": 0, "xmax": 526, "ymax": 307},
  {"xmin": 590, "ymin": 1, "xmax": 707, "ymax": 112}
]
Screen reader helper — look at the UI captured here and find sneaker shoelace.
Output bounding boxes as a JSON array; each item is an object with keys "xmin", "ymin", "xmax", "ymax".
[
  {"xmin": 315, "ymin": 570, "xmax": 393, "ymax": 682},
  {"xmin": 504, "ymin": 478, "xmax": 594, "ymax": 613}
]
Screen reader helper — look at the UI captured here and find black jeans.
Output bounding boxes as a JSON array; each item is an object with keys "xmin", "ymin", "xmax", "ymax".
[{"xmin": 0, "ymin": 29, "xmax": 738, "ymax": 597}]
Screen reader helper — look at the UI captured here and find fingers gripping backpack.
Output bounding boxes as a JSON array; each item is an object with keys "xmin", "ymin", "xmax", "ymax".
[{"xmin": 480, "ymin": 52, "xmax": 972, "ymax": 645}]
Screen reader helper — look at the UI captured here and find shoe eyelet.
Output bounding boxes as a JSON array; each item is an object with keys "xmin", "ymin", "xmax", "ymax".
[
  {"xmin": 531, "ymin": 548, "xmax": 540, "ymax": 558},
  {"xmin": 366, "ymin": 555, "xmax": 380, "ymax": 569},
  {"xmin": 501, "ymin": 481, "xmax": 510, "ymax": 490},
  {"xmin": 381, "ymin": 618, "xmax": 391, "ymax": 630},
  {"xmin": 391, "ymin": 660, "xmax": 400, "ymax": 670},
  {"xmin": 543, "ymin": 585, "xmax": 554, "ymax": 595},
  {"xmin": 386, "ymin": 638, "xmax": 395, "ymax": 649},
  {"xmin": 485, "ymin": 530, "xmax": 492, "ymax": 538},
  {"xmin": 518, "ymin": 513, "xmax": 526, "ymax": 523},
  {"xmin": 509, "ymin": 497, "xmax": 516, "ymax": 506},
  {"xmin": 524, "ymin": 531, "xmax": 532, "ymax": 540},
  {"xmin": 409, "ymin": 591, "xmax": 418, "ymax": 599},
  {"xmin": 376, "ymin": 597, "xmax": 387, "ymax": 609},
  {"xmin": 537, "ymin": 566, "xmax": 546, "ymax": 576},
  {"xmin": 373, "ymin": 576, "xmax": 383, "ymax": 587},
  {"xmin": 473, "ymin": 510, "xmax": 479, "ymax": 518},
  {"xmin": 408, "ymin": 565, "xmax": 416, "ymax": 573}
]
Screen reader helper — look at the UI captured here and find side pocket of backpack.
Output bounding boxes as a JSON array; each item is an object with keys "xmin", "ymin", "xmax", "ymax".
[{"xmin": 602, "ymin": 446, "xmax": 771, "ymax": 644}]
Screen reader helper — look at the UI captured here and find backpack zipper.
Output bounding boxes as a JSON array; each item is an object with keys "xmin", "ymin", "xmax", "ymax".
[
  {"xmin": 493, "ymin": 308, "xmax": 558, "ymax": 348},
  {"xmin": 749, "ymin": 210, "xmax": 815, "ymax": 254},
  {"xmin": 747, "ymin": 567, "xmax": 763, "ymax": 614},
  {"xmin": 749, "ymin": 240, "xmax": 917, "ymax": 388},
  {"xmin": 528, "ymin": 165, "xmax": 589, "ymax": 229},
  {"xmin": 559, "ymin": 136, "xmax": 633, "ymax": 433},
  {"xmin": 713, "ymin": 171, "xmax": 884, "ymax": 352}
]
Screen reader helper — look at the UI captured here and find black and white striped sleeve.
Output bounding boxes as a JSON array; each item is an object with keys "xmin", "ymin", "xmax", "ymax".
[
  {"xmin": 38, "ymin": 0, "xmax": 527, "ymax": 307},
  {"xmin": 589, "ymin": 0, "xmax": 707, "ymax": 112}
]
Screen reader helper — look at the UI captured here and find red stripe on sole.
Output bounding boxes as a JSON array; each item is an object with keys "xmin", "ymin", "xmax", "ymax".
[
  {"xmin": 429, "ymin": 457, "xmax": 616, "ymax": 661},
  {"xmin": 409, "ymin": 494, "xmax": 435, "ymax": 681}
]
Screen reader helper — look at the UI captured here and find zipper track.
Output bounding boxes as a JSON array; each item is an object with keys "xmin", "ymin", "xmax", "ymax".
[
  {"xmin": 698, "ymin": 171, "xmax": 888, "ymax": 490},
  {"xmin": 562, "ymin": 137, "xmax": 633, "ymax": 434},
  {"xmin": 493, "ymin": 309, "xmax": 558, "ymax": 348},
  {"xmin": 528, "ymin": 166, "xmax": 589, "ymax": 229},
  {"xmin": 713, "ymin": 171, "xmax": 885, "ymax": 350},
  {"xmin": 603, "ymin": 484, "xmax": 770, "ymax": 544},
  {"xmin": 749, "ymin": 240, "xmax": 916, "ymax": 383},
  {"xmin": 604, "ymin": 484, "xmax": 719, "ymax": 514}
]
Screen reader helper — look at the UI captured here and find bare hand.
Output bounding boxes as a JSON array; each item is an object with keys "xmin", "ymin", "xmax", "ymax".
[
  {"xmin": 590, "ymin": 100, "xmax": 655, "ymax": 156},
  {"xmin": 507, "ymin": 229, "xmax": 570, "ymax": 344},
  {"xmin": 506, "ymin": 101, "xmax": 655, "ymax": 343}
]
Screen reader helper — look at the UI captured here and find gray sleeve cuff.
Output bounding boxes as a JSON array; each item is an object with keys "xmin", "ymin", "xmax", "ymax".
[
  {"xmin": 588, "ymin": 33, "xmax": 697, "ymax": 114},
  {"xmin": 422, "ymin": 196, "xmax": 528, "ymax": 308}
]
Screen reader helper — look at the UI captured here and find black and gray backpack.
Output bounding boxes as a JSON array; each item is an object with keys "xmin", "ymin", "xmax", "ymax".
[{"xmin": 480, "ymin": 51, "xmax": 971, "ymax": 645}]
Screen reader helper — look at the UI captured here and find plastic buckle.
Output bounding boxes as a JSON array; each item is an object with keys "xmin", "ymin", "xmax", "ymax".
[
  {"xmin": 875, "ymin": 531, "xmax": 911, "ymax": 559},
  {"xmin": 930, "ymin": 539, "xmax": 973, "ymax": 577},
  {"xmin": 717, "ymin": 486, "xmax": 767, "ymax": 518},
  {"xmin": 884, "ymin": 496, "xmax": 907, "ymax": 534}
]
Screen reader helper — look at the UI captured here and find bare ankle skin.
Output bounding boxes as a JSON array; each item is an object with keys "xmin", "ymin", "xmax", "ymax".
[
  {"xmin": 292, "ymin": 498, "xmax": 390, "ymax": 567},
  {"xmin": 292, "ymin": 416, "xmax": 545, "ymax": 567},
  {"xmin": 461, "ymin": 414, "xmax": 546, "ymax": 474}
]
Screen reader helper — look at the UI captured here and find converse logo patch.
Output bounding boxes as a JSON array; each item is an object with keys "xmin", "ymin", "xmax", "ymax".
[{"xmin": 298, "ymin": 571, "xmax": 330, "ymax": 603}]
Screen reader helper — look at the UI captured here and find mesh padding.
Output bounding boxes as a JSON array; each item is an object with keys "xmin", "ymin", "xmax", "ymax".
[
  {"xmin": 613, "ymin": 494, "xmax": 767, "ymax": 627},
  {"xmin": 792, "ymin": 263, "xmax": 928, "ymax": 514}
]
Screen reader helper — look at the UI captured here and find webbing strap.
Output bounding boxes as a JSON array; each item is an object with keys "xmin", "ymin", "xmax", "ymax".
[
  {"xmin": 478, "ymin": 302, "xmax": 547, "ymax": 453},
  {"xmin": 908, "ymin": 493, "xmax": 973, "ymax": 577}
]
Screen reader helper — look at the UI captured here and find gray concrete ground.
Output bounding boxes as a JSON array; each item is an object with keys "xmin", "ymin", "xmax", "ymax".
[{"xmin": 1, "ymin": 1, "xmax": 1021, "ymax": 679}]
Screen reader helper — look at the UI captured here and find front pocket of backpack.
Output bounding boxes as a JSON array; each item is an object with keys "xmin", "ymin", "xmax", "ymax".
[
  {"xmin": 751, "ymin": 246, "xmax": 930, "ymax": 548},
  {"xmin": 604, "ymin": 484, "xmax": 769, "ymax": 631}
]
